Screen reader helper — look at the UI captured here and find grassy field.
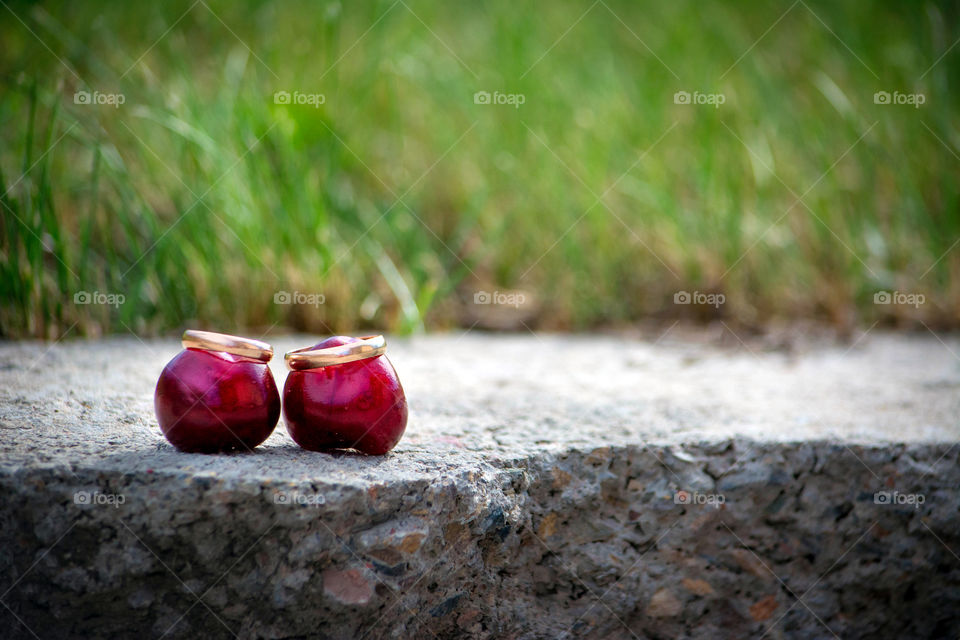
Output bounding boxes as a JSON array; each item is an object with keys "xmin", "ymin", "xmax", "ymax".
[{"xmin": 1, "ymin": 0, "xmax": 958, "ymax": 338}]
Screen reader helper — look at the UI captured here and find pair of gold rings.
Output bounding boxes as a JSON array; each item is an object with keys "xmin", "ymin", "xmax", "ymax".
[{"xmin": 181, "ymin": 330, "xmax": 387, "ymax": 370}]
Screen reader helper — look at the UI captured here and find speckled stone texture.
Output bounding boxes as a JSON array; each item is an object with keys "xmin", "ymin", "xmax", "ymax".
[{"xmin": 1, "ymin": 331, "xmax": 959, "ymax": 639}]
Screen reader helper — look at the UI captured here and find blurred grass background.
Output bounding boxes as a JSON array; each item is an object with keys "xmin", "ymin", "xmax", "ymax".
[{"xmin": 1, "ymin": 0, "xmax": 958, "ymax": 339}]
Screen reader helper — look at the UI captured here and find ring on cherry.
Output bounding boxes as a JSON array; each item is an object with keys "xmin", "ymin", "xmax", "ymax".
[{"xmin": 154, "ymin": 331, "xmax": 408, "ymax": 455}]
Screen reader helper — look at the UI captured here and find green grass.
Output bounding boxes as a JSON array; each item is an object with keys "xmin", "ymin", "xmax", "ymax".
[{"xmin": 1, "ymin": 0, "xmax": 958, "ymax": 338}]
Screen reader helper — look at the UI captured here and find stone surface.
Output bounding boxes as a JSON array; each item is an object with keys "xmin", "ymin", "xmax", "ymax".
[{"xmin": 0, "ymin": 330, "xmax": 959, "ymax": 638}]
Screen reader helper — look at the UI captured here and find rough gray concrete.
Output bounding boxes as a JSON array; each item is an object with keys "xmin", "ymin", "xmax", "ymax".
[{"xmin": 0, "ymin": 329, "xmax": 959, "ymax": 639}]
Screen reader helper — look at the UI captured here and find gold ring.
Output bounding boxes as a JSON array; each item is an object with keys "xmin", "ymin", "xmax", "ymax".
[
  {"xmin": 285, "ymin": 335, "xmax": 387, "ymax": 371},
  {"xmin": 181, "ymin": 330, "xmax": 273, "ymax": 363}
]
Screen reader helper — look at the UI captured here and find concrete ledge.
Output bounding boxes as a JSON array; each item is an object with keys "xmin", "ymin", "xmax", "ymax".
[{"xmin": 1, "ymin": 332, "xmax": 959, "ymax": 638}]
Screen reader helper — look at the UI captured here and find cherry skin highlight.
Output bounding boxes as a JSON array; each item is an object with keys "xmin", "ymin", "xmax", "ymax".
[
  {"xmin": 283, "ymin": 336, "xmax": 408, "ymax": 455},
  {"xmin": 154, "ymin": 348, "xmax": 281, "ymax": 453}
]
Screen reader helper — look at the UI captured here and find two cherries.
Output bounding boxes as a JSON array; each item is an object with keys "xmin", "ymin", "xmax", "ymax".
[{"xmin": 154, "ymin": 331, "xmax": 408, "ymax": 455}]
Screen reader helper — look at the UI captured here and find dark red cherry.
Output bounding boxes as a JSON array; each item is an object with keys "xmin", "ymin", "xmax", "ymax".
[
  {"xmin": 283, "ymin": 336, "xmax": 408, "ymax": 455},
  {"xmin": 154, "ymin": 348, "xmax": 281, "ymax": 453}
]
